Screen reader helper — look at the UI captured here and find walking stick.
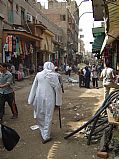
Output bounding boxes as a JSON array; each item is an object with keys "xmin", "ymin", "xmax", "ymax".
[{"xmin": 59, "ymin": 107, "xmax": 62, "ymax": 128}]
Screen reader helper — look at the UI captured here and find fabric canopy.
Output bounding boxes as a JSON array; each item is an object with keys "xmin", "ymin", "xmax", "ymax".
[{"xmin": 92, "ymin": 34, "xmax": 105, "ymax": 52}]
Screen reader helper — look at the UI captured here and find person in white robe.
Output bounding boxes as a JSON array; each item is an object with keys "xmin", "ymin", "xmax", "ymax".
[{"xmin": 28, "ymin": 62, "xmax": 62, "ymax": 144}]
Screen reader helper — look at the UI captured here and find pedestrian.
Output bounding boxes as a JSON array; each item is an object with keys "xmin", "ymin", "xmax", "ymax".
[
  {"xmin": 11, "ymin": 64, "xmax": 16, "ymax": 84},
  {"xmin": 55, "ymin": 66, "xmax": 64, "ymax": 93},
  {"xmin": 28, "ymin": 62, "xmax": 62, "ymax": 144},
  {"xmin": 0, "ymin": 63, "xmax": 18, "ymax": 123},
  {"xmin": 78, "ymin": 68, "xmax": 84, "ymax": 87},
  {"xmin": 91, "ymin": 65, "xmax": 99, "ymax": 88},
  {"xmin": 84, "ymin": 66, "xmax": 91, "ymax": 88},
  {"xmin": 68, "ymin": 65, "xmax": 72, "ymax": 77},
  {"xmin": 19, "ymin": 61, "xmax": 24, "ymax": 79},
  {"xmin": 65, "ymin": 64, "xmax": 72, "ymax": 77},
  {"xmin": 100, "ymin": 60, "xmax": 119, "ymax": 99},
  {"xmin": 65, "ymin": 64, "xmax": 69, "ymax": 75}
]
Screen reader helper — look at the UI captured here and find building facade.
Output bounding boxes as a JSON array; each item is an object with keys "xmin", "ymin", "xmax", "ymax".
[
  {"xmin": 0, "ymin": 0, "xmax": 65, "ymax": 75},
  {"xmin": 41, "ymin": 0, "xmax": 79, "ymax": 65}
]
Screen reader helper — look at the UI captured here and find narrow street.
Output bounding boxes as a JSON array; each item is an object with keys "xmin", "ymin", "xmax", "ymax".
[{"xmin": 0, "ymin": 75, "xmax": 108, "ymax": 159}]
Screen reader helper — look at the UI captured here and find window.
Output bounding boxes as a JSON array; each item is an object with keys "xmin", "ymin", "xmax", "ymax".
[
  {"xmin": 60, "ymin": 15, "xmax": 66, "ymax": 21},
  {"xmin": 49, "ymin": 1, "xmax": 53, "ymax": 8},
  {"xmin": 16, "ymin": 4, "xmax": 19, "ymax": 13},
  {"xmin": 7, "ymin": 0, "xmax": 13, "ymax": 23},
  {"xmin": 21, "ymin": 8, "xmax": 25, "ymax": 26}
]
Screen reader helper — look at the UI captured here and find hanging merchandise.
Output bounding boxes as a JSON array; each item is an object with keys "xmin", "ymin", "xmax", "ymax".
[
  {"xmin": 6, "ymin": 55, "xmax": 11, "ymax": 62},
  {"xmin": 16, "ymin": 37, "xmax": 20, "ymax": 56},
  {"xmin": 4, "ymin": 36, "xmax": 11, "ymax": 62},
  {"xmin": 24, "ymin": 43, "xmax": 28, "ymax": 55},
  {"xmin": 27, "ymin": 43, "xmax": 29, "ymax": 55},
  {"xmin": 14, "ymin": 52, "xmax": 17, "ymax": 58},
  {"xmin": 21, "ymin": 40, "xmax": 25, "ymax": 58},
  {"xmin": 4, "ymin": 43, "xmax": 9, "ymax": 52},
  {"xmin": 8, "ymin": 35, "xmax": 12, "ymax": 53},
  {"xmin": 12, "ymin": 36, "xmax": 16, "ymax": 53},
  {"xmin": 6, "ymin": 36, "xmax": 9, "ymax": 44},
  {"xmin": 4, "ymin": 36, "xmax": 9, "ymax": 52},
  {"xmin": 30, "ymin": 44, "xmax": 33, "ymax": 54},
  {"xmin": 19, "ymin": 40, "xmax": 23, "ymax": 55}
]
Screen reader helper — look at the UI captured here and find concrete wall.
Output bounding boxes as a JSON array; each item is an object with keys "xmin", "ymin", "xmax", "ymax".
[{"xmin": 0, "ymin": 0, "xmax": 8, "ymax": 21}]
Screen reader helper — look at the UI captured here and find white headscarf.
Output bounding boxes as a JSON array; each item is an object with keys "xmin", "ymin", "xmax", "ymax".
[{"xmin": 43, "ymin": 62, "xmax": 55, "ymax": 71}]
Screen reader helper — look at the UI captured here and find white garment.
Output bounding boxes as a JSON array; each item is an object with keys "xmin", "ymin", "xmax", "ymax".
[
  {"xmin": 11, "ymin": 65, "xmax": 15, "ymax": 74},
  {"xmin": 92, "ymin": 67, "xmax": 98, "ymax": 78},
  {"xmin": 66, "ymin": 65, "xmax": 69, "ymax": 72},
  {"xmin": 100, "ymin": 67, "xmax": 119, "ymax": 99},
  {"xmin": 83, "ymin": 68, "xmax": 86, "ymax": 75},
  {"xmin": 101, "ymin": 67, "xmax": 114, "ymax": 85},
  {"xmin": 28, "ymin": 62, "xmax": 62, "ymax": 140}
]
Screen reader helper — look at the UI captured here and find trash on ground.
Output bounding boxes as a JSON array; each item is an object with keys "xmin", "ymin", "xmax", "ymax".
[{"xmin": 30, "ymin": 125, "xmax": 39, "ymax": 130}]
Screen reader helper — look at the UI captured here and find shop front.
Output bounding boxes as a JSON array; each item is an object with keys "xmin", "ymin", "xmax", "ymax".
[{"xmin": 3, "ymin": 29, "xmax": 42, "ymax": 78}]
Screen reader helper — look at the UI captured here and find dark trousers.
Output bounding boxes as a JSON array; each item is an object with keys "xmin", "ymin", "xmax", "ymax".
[
  {"xmin": 92, "ymin": 78, "xmax": 98, "ymax": 87},
  {"xmin": 0, "ymin": 92, "xmax": 18, "ymax": 119},
  {"xmin": 12, "ymin": 73, "xmax": 15, "ymax": 84},
  {"xmin": 79, "ymin": 75, "xmax": 84, "ymax": 87},
  {"xmin": 85, "ymin": 77, "xmax": 90, "ymax": 88},
  {"xmin": 68, "ymin": 70, "xmax": 71, "ymax": 77}
]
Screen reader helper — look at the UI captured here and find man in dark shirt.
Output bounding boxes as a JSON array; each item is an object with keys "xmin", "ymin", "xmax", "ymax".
[{"xmin": 0, "ymin": 63, "xmax": 18, "ymax": 122}]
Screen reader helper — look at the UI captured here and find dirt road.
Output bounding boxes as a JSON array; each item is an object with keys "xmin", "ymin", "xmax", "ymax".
[{"xmin": 0, "ymin": 77, "xmax": 105, "ymax": 159}]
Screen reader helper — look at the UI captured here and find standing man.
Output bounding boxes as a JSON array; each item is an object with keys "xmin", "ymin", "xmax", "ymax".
[
  {"xmin": 84, "ymin": 66, "xmax": 91, "ymax": 88},
  {"xmin": 91, "ymin": 65, "xmax": 99, "ymax": 88},
  {"xmin": 100, "ymin": 60, "xmax": 119, "ymax": 99},
  {"xmin": 78, "ymin": 68, "xmax": 84, "ymax": 87},
  {"xmin": 28, "ymin": 62, "xmax": 62, "ymax": 144},
  {"xmin": 0, "ymin": 63, "xmax": 18, "ymax": 122}
]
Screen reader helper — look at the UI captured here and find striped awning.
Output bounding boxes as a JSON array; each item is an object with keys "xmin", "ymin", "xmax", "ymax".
[
  {"xmin": 100, "ymin": 2, "xmax": 119, "ymax": 53},
  {"xmin": 108, "ymin": 2, "xmax": 119, "ymax": 32}
]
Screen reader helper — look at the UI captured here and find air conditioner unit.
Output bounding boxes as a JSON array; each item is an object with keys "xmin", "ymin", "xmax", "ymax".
[{"xmin": 26, "ymin": 13, "xmax": 32, "ymax": 22}]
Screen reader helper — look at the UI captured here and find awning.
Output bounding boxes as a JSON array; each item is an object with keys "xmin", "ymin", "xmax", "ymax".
[
  {"xmin": 108, "ymin": 3, "xmax": 119, "ymax": 32},
  {"xmin": 100, "ymin": 2, "xmax": 119, "ymax": 53},
  {"xmin": 100, "ymin": 35, "xmax": 108, "ymax": 54},
  {"xmin": 100, "ymin": 29, "xmax": 119, "ymax": 54},
  {"xmin": 107, "ymin": 29, "xmax": 119, "ymax": 44},
  {"xmin": 3, "ymin": 29, "xmax": 42, "ymax": 41},
  {"xmin": 92, "ymin": 34, "xmax": 105, "ymax": 52}
]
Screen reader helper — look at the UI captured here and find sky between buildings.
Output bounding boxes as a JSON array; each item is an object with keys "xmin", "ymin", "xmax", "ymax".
[{"xmin": 37, "ymin": 0, "xmax": 102, "ymax": 52}]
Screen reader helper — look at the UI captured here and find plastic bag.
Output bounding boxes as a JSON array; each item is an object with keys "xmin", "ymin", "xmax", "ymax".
[{"xmin": 1, "ymin": 124, "xmax": 20, "ymax": 151}]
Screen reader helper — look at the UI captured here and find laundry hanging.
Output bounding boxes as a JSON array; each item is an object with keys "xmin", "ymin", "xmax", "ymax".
[{"xmin": 8, "ymin": 35, "xmax": 12, "ymax": 53}]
